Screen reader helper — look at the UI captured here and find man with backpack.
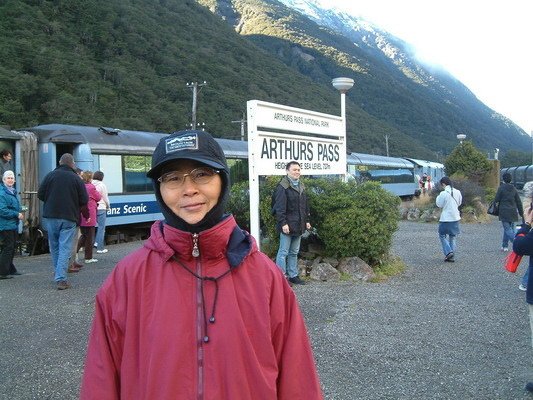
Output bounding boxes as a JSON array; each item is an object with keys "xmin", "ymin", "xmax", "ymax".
[{"xmin": 272, "ymin": 161, "xmax": 311, "ymax": 285}]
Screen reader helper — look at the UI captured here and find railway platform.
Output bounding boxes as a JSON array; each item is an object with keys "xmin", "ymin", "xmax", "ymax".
[{"xmin": 0, "ymin": 219, "xmax": 532, "ymax": 399}]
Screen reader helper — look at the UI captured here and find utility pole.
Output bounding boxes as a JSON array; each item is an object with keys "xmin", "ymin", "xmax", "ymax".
[
  {"xmin": 384, "ymin": 134, "xmax": 389, "ymax": 157},
  {"xmin": 231, "ymin": 112, "xmax": 247, "ymax": 141},
  {"xmin": 186, "ymin": 81, "xmax": 207, "ymax": 130}
]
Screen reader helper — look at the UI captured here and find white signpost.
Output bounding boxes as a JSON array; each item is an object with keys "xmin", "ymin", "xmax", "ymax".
[{"xmin": 247, "ymin": 99, "xmax": 346, "ymax": 245}]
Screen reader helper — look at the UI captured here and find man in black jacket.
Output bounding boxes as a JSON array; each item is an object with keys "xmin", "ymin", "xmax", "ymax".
[
  {"xmin": 272, "ymin": 161, "xmax": 311, "ymax": 285},
  {"xmin": 38, "ymin": 153, "xmax": 88, "ymax": 290}
]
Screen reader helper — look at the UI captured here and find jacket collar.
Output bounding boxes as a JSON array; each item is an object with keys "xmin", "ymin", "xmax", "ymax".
[{"xmin": 144, "ymin": 215, "xmax": 254, "ymax": 267}]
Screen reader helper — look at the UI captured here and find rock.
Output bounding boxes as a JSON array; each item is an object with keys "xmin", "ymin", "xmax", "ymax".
[
  {"xmin": 309, "ymin": 262, "xmax": 341, "ymax": 282},
  {"xmin": 337, "ymin": 256, "xmax": 376, "ymax": 282},
  {"xmin": 406, "ymin": 208, "xmax": 421, "ymax": 220}
]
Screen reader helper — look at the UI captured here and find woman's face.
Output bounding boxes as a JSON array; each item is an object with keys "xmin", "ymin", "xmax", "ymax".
[
  {"xmin": 159, "ymin": 160, "xmax": 222, "ymax": 225},
  {"xmin": 3, "ymin": 175, "xmax": 15, "ymax": 187}
]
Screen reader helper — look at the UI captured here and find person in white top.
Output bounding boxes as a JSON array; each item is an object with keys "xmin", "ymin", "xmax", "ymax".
[
  {"xmin": 435, "ymin": 176, "xmax": 462, "ymax": 262},
  {"xmin": 92, "ymin": 171, "xmax": 110, "ymax": 253}
]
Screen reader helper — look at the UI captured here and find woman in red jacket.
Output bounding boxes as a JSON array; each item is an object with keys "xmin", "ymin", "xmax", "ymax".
[
  {"xmin": 80, "ymin": 130, "xmax": 323, "ymax": 400},
  {"xmin": 76, "ymin": 171, "xmax": 101, "ymax": 265}
]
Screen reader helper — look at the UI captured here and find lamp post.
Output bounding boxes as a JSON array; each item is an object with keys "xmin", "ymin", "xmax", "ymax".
[
  {"xmin": 332, "ymin": 77, "xmax": 354, "ymax": 135},
  {"xmin": 332, "ymin": 77, "xmax": 354, "ymax": 180}
]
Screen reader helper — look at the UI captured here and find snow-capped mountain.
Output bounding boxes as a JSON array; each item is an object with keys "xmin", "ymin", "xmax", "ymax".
[{"xmin": 277, "ymin": 0, "xmax": 436, "ymax": 80}]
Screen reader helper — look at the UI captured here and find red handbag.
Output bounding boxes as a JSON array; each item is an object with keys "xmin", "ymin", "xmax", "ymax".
[
  {"xmin": 505, "ymin": 232, "xmax": 526, "ymax": 273},
  {"xmin": 505, "ymin": 251, "xmax": 523, "ymax": 273}
]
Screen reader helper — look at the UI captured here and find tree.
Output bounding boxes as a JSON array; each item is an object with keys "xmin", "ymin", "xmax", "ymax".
[{"xmin": 444, "ymin": 140, "xmax": 492, "ymax": 183}]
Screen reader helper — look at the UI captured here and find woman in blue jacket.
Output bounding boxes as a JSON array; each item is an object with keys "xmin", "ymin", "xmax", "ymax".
[
  {"xmin": 513, "ymin": 205, "xmax": 533, "ymax": 392},
  {"xmin": 0, "ymin": 170, "xmax": 24, "ymax": 279}
]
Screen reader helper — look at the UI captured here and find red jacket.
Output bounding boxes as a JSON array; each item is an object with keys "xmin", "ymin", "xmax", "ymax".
[
  {"xmin": 81, "ymin": 216, "xmax": 323, "ymax": 400},
  {"xmin": 80, "ymin": 182, "xmax": 101, "ymax": 227}
]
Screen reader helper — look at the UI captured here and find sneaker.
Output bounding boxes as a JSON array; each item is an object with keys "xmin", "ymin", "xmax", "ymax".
[
  {"xmin": 57, "ymin": 281, "xmax": 71, "ymax": 290},
  {"xmin": 288, "ymin": 276, "xmax": 306, "ymax": 285},
  {"xmin": 93, "ymin": 243, "xmax": 98, "ymax": 248},
  {"xmin": 519, "ymin": 284, "xmax": 527, "ymax": 292},
  {"xmin": 0, "ymin": 275, "xmax": 13, "ymax": 280},
  {"xmin": 68, "ymin": 265, "xmax": 81, "ymax": 273},
  {"xmin": 96, "ymin": 249, "xmax": 108, "ymax": 254},
  {"xmin": 84, "ymin": 258, "xmax": 98, "ymax": 264},
  {"xmin": 444, "ymin": 252, "xmax": 455, "ymax": 262}
]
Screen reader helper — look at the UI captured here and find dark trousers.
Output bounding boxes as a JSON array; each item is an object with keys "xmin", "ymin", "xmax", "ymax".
[
  {"xmin": 77, "ymin": 226, "xmax": 95, "ymax": 260},
  {"xmin": 0, "ymin": 230, "xmax": 17, "ymax": 276}
]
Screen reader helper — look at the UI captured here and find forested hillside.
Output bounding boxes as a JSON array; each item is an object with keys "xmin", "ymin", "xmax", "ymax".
[
  {"xmin": 0, "ymin": 0, "xmax": 528, "ymax": 159},
  {"xmin": 198, "ymin": 0, "xmax": 530, "ymax": 157}
]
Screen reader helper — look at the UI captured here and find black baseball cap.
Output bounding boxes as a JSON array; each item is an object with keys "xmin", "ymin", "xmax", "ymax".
[{"xmin": 147, "ymin": 130, "xmax": 228, "ymax": 178}]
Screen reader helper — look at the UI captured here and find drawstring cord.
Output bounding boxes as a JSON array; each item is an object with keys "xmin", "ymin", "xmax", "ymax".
[{"xmin": 171, "ymin": 255, "xmax": 232, "ymax": 343}]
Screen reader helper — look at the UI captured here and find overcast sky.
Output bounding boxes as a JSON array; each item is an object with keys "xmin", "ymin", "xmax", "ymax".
[{"xmin": 324, "ymin": 0, "xmax": 532, "ymax": 135}]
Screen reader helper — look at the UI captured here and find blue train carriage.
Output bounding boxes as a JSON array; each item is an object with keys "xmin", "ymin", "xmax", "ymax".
[
  {"xmin": 403, "ymin": 157, "xmax": 445, "ymax": 192},
  {"xmin": 24, "ymin": 124, "xmax": 168, "ymax": 228},
  {"xmin": 346, "ymin": 153, "xmax": 418, "ymax": 198},
  {"xmin": 23, "ymin": 124, "xmax": 250, "ymax": 229}
]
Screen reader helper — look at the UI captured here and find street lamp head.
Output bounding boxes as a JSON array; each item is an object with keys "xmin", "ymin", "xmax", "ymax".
[
  {"xmin": 456, "ymin": 133, "xmax": 466, "ymax": 143},
  {"xmin": 332, "ymin": 77, "xmax": 354, "ymax": 93}
]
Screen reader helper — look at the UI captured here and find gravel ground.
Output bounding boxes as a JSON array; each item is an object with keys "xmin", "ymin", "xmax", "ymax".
[{"xmin": 0, "ymin": 220, "xmax": 531, "ymax": 399}]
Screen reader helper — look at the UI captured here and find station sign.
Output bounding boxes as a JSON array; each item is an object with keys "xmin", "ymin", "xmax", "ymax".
[
  {"xmin": 247, "ymin": 100, "xmax": 346, "ymax": 175},
  {"xmin": 246, "ymin": 99, "xmax": 347, "ymax": 246}
]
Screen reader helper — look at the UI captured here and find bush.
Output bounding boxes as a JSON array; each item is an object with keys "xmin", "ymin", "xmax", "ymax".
[
  {"xmin": 229, "ymin": 177, "xmax": 401, "ymax": 266},
  {"xmin": 226, "ymin": 181, "xmax": 251, "ymax": 232},
  {"xmin": 307, "ymin": 179, "xmax": 400, "ymax": 264}
]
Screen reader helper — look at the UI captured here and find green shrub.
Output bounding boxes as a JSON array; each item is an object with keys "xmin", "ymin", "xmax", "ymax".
[
  {"xmin": 229, "ymin": 177, "xmax": 401, "ymax": 266},
  {"xmin": 226, "ymin": 181, "xmax": 250, "ymax": 232},
  {"xmin": 444, "ymin": 141, "xmax": 492, "ymax": 184},
  {"xmin": 307, "ymin": 179, "xmax": 400, "ymax": 264}
]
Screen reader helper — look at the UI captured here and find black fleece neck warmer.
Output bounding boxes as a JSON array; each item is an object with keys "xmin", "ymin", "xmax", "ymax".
[{"xmin": 154, "ymin": 169, "xmax": 230, "ymax": 233}]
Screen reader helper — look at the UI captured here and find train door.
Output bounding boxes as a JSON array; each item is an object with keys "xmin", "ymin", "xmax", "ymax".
[
  {"xmin": 55, "ymin": 143, "xmax": 76, "ymax": 166},
  {"xmin": 0, "ymin": 128, "xmax": 19, "ymax": 178}
]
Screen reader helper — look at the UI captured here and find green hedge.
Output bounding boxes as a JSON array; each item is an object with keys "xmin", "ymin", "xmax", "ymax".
[{"xmin": 227, "ymin": 177, "xmax": 401, "ymax": 266}]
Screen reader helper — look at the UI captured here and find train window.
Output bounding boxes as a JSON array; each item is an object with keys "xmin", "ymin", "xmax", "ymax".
[
  {"xmin": 349, "ymin": 165, "xmax": 413, "ymax": 184},
  {"xmin": 99, "ymin": 155, "xmax": 123, "ymax": 194},
  {"xmin": 124, "ymin": 155, "xmax": 152, "ymax": 193}
]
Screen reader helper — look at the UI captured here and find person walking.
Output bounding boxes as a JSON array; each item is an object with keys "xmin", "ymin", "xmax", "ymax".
[
  {"xmin": 91, "ymin": 171, "xmax": 110, "ymax": 254},
  {"xmin": 273, "ymin": 160, "xmax": 311, "ymax": 285},
  {"xmin": 80, "ymin": 130, "xmax": 323, "ymax": 399},
  {"xmin": 511, "ymin": 205, "xmax": 533, "ymax": 393},
  {"xmin": 494, "ymin": 172, "xmax": 524, "ymax": 253},
  {"xmin": 436, "ymin": 176, "xmax": 462, "ymax": 262},
  {"xmin": 518, "ymin": 182, "xmax": 533, "ymax": 291},
  {"xmin": 38, "ymin": 153, "xmax": 88, "ymax": 290},
  {"xmin": 76, "ymin": 171, "xmax": 101, "ymax": 264},
  {"xmin": 0, "ymin": 171, "xmax": 24, "ymax": 280}
]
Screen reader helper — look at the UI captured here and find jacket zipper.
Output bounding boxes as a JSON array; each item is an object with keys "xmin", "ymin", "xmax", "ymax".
[{"xmin": 193, "ymin": 233, "xmax": 204, "ymax": 400}]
